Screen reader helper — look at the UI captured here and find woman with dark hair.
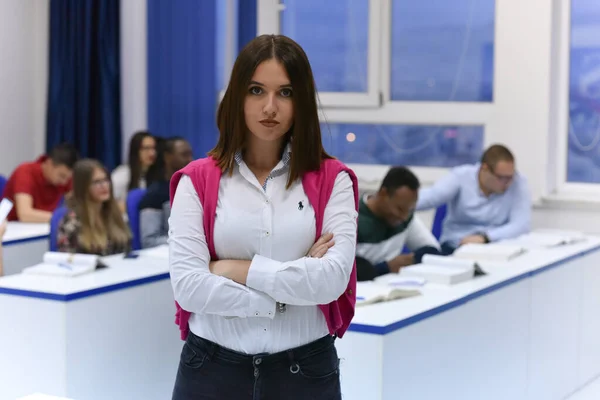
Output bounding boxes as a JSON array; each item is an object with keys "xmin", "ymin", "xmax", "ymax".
[
  {"xmin": 169, "ymin": 35, "xmax": 359, "ymax": 399},
  {"xmin": 58, "ymin": 159, "xmax": 131, "ymax": 256},
  {"xmin": 111, "ymin": 131, "xmax": 157, "ymax": 211}
]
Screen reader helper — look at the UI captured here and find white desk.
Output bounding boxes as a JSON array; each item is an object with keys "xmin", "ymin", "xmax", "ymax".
[
  {"xmin": 338, "ymin": 238, "xmax": 600, "ymax": 400},
  {"xmin": 0, "ymin": 250, "xmax": 181, "ymax": 400},
  {"xmin": 2, "ymin": 222, "xmax": 49, "ymax": 276}
]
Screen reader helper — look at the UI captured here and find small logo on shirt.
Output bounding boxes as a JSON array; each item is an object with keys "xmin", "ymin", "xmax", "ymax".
[{"xmin": 298, "ymin": 201, "xmax": 304, "ymax": 210}]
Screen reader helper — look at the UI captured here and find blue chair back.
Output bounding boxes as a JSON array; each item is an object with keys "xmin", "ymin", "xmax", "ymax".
[
  {"xmin": 50, "ymin": 206, "xmax": 68, "ymax": 251},
  {"xmin": 0, "ymin": 175, "xmax": 6, "ymax": 198},
  {"xmin": 127, "ymin": 188, "xmax": 147, "ymax": 250},
  {"xmin": 431, "ymin": 204, "xmax": 447, "ymax": 240}
]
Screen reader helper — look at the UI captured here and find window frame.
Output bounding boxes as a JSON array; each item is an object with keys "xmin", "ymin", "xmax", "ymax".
[
  {"xmin": 255, "ymin": 0, "xmax": 576, "ymax": 206},
  {"xmin": 552, "ymin": 0, "xmax": 600, "ymax": 200},
  {"xmin": 257, "ymin": 0, "xmax": 383, "ymax": 108}
]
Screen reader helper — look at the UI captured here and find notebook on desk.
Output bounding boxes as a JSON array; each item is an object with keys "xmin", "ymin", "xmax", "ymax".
[
  {"xmin": 507, "ymin": 230, "xmax": 587, "ymax": 248},
  {"xmin": 356, "ymin": 280, "xmax": 422, "ymax": 306},
  {"xmin": 22, "ymin": 252, "xmax": 104, "ymax": 277}
]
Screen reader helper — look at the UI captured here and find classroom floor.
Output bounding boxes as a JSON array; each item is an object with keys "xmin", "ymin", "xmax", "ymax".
[{"xmin": 566, "ymin": 376, "xmax": 600, "ymax": 400}]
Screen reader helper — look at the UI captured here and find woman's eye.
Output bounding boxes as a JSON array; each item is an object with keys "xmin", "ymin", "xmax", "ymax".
[
  {"xmin": 249, "ymin": 86, "xmax": 262, "ymax": 95},
  {"xmin": 280, "ymin": 88, "xmax": 292, "ymax": 97}
]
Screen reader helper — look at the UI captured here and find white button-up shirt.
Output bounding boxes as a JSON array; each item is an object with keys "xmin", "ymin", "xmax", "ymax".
[{"xmin": 168, "ymin": 151, "xmax": 357, "ymax": 354}]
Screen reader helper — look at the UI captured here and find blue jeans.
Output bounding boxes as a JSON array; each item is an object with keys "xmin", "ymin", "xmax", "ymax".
[{"xmin": 172, "ymin": 333, "xmax": 342, "ymax": 400}]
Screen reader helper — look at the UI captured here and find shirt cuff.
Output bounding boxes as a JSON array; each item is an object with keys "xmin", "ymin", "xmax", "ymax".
[
  {"xmin": 245, "ymin": 289, "xmax": 277, "ymax": 319},
  {"xmin": 373, "ymin": 261, "xmax": 390, "ymax": 276},
  {"xmin": 246, "ymin": 254, "xmax": 281, "ymax": 296}
]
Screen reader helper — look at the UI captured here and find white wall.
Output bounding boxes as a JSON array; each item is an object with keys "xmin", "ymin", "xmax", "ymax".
[
  {"xmin": 120, "ymin": 0, "xmax": 148, "ymax": 162},
  {"xmin": 0, "ymin": 0, "xmax": 48, "ymax": 176}
]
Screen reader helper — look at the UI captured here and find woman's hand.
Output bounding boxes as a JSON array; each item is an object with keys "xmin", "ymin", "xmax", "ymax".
[
  {"xmin": 209, "ymin": 260, "xmax": 251, "ymax": 285},
  {"xmin": 307, "ymin": 232, "xmax": 334, "ymax": 258}
]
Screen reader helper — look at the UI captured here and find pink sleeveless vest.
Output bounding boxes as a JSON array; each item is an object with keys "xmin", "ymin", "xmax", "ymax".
[{"xmin": 169, "ymin": 156, "xmax": 359, "ymax": 341}]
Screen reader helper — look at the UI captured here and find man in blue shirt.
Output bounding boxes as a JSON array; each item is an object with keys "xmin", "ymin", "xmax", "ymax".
[{"xmin": 416, "ymin": 144, "xmax": 531, "ymax": 253}]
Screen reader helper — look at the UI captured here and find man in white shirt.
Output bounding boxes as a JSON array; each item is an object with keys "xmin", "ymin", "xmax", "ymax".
[{"xmin": 356, "ymin": 167, "xmax": 440, "ymax": 281}]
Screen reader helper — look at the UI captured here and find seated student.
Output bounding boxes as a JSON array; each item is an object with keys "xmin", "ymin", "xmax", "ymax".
[
  {"xmin": 58, "ymin": 159, "xmax": 131, "ymax": 256},
  {"xmin": 356, "ymin": 166, "xmax": 440, "ymax": 281},
  {"xmin": 139, "ymin": 137, "xmax": 193, "ymax": 248},
  {"xmin": 112, "ymin": 131, "xmax": 157, "ymax": 212},
  {"xmin": 416, "ymin": 144, "xmax": 531, "ymax": 253},
  {"xmin": 3, "ymin": 143, "xmax": 78, "ymax": 222},
  {"xmin": 0, "ymin": 221, "xmax": 6, "ymax": 276}
]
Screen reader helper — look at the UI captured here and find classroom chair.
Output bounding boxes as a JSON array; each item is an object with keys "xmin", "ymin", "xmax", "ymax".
[
  {"xmin": 0, "ymin": 175, "xmax": 6, "ymax": 197},
  {"xmin": 49, "ymin": 206, "xmax": 68, "ymax": 251},
  {"xmin": 431, "ymin": 204, "xmax": 447, "ymax": 240},
  {"xmin": 126, "ymin": 188, "xmax": 147, "ymax": 251}
]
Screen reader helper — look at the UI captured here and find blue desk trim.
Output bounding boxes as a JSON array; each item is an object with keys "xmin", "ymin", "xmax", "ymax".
[
  {"xmin": 348, "ymin": 244, "xmax": 600, "ymax": 335},
  {"xmin": 0, "ymin": 272, "xmax": 170, "ymax": 301},
  {"xmin": 3, "ymin": 235, "xmax": 49, "ymax": 246}
]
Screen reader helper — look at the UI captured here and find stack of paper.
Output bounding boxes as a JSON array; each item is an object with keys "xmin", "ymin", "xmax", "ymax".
[
  {"xmin": 399, "ymin": 255, "xmax": 476, "ymax": 285},
  {"xmin": 22, "ymin": 252, "xmax": 100, "ymax": 277},
  {"xmin": 356, "ymin": 280, "xmax": 421, "ymax": 306},
  {"xmin": 453, "ymin": 243, "xmax": 526, "ymax": 262}
]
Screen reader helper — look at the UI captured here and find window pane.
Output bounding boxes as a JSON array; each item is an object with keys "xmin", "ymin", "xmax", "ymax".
[
  {"xmin": 281, "ymin": 0, "xmax": 368, "ymax": 92},
  {"xmin": 322, "ymin": 124, "xmax": 484, "ymax": 167},
  {"xmin": 391, "ymin": 0, "xmax": 495, "ymax": 102},
  {"xmin": 567, "ymin": 0, "xmax": 600, "ymax": 183}
]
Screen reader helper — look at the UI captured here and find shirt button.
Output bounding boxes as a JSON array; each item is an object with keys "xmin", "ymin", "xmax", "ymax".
[
  {"xmin": 255, "ymin": 358, "xmax": 262, "ymax": 365},
  {"xmin": 255, "ymin": 312, "xmax": 260, "ymax": 316},
  {"xmin": 266, "ymin": 231, "xmax": 270, "ymax": 236},
  {"xmin": 265, "ymin": 199, "xmax": 270, "ymax": 204},
  {"xmin": 268, "ymin": 311, "xmax": 272, "ymax": 316}
]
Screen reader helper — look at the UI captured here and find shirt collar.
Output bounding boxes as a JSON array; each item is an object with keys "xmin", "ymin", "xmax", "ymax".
[{"xmin": 234, "ymin": 142, "xmax": 292, "ymax": 168}]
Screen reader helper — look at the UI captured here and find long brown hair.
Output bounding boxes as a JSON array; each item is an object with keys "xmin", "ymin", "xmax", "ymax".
[
  {"xmin": 127, "ymin": 131, "xmax": 154, "ymax": 191},
  {"xmin": 209, "ymin": 34, "xmax": 333, "ymax": 188},
  {"xmin": 68, "ymin": 159, "xmax": 131, "ymax": 252}
]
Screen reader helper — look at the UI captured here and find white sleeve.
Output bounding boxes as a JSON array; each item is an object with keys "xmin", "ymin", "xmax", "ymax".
[
  {"xmin": 111, "ymin": 165, "xmax": 130, "ymax": 202},
  {"xmin": 168, "ymin": 175, "xmax": 276, "ymax": 318},
  {"xmin": 245, "ymin": 172, "xmax": 358, "ymax": 306},
  {"xmin": 405, "ymin": 216, "xmax": 441, "ymax": 251}
]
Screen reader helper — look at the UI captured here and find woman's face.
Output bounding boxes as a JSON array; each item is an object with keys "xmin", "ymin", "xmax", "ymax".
[
  {"xmin": 139, "ymin": 136, "xmax": 157, "ymax": 168},
  {"xmin": 88, "ymin": 167, "xmax": 111, "ymax": 203},
  {"xmin": 244, "ymin": 59, "xmax": 294, "ymax": 144}
]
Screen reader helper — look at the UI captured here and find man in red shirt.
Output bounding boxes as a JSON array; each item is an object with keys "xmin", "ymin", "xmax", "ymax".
[{"xmin": 3, "ymin": 143, "xmax": 79, "ymax": 222}]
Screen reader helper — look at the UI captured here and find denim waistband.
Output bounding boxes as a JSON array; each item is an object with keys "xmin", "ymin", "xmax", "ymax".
[{"xmin": 186, "ymin": 332, "xmax": 335, "ymax": 367}]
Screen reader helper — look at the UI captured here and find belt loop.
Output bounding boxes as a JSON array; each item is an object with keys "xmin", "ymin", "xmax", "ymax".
[
  {"xmin": 206, "ymin": 340, "xmax": 218, "ymax": 360},
  {"xmin": 287, "ymin": 350, "xmax": 300, "ymax": 374}
]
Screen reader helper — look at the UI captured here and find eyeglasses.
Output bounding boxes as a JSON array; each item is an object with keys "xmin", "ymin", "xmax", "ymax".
[
  {"xmin": 487, "ymin": 166, "xmax": 514, "ymax": 183},
  {"xmin": 91, "ymin": 178, "xmax": 110, "ymax": 187}
]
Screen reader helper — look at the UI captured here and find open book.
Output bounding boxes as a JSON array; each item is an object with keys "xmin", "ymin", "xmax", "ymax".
[
  {"xmin": 453, "ymin": 243, "xmax": 526, "ymax": 262},
  {"xmin": 506, "ymin": 230, "xmax": 587, "ymax": 248},
  {"xmin": 22, "ymin": 252, "xmax": 103, "ymax": 277},
  {"xmin": 400, "ymin": 254, "xmax": 481, "ymax": 285},
  {"xmin": 356, "ymin": 280, "xmax": 422, "ymax": 307}
]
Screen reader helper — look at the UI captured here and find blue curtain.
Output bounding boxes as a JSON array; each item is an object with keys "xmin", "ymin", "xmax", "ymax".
[
  {"xmin": 46, "ymin": 0, "xmax": 122, "ymax": 170},
  {"xmin": 147, "ymin": 0, "xmax": 218, "ymax": 159},
  {"xmin": 238, "ymin": 0, "xmax": 257, "ymax": 52}
]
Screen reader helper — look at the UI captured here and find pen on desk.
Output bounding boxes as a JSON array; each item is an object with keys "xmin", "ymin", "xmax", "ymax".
[{"xmin": 57, "ymin": 262, "xmax": 73, "ymax": 271}]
